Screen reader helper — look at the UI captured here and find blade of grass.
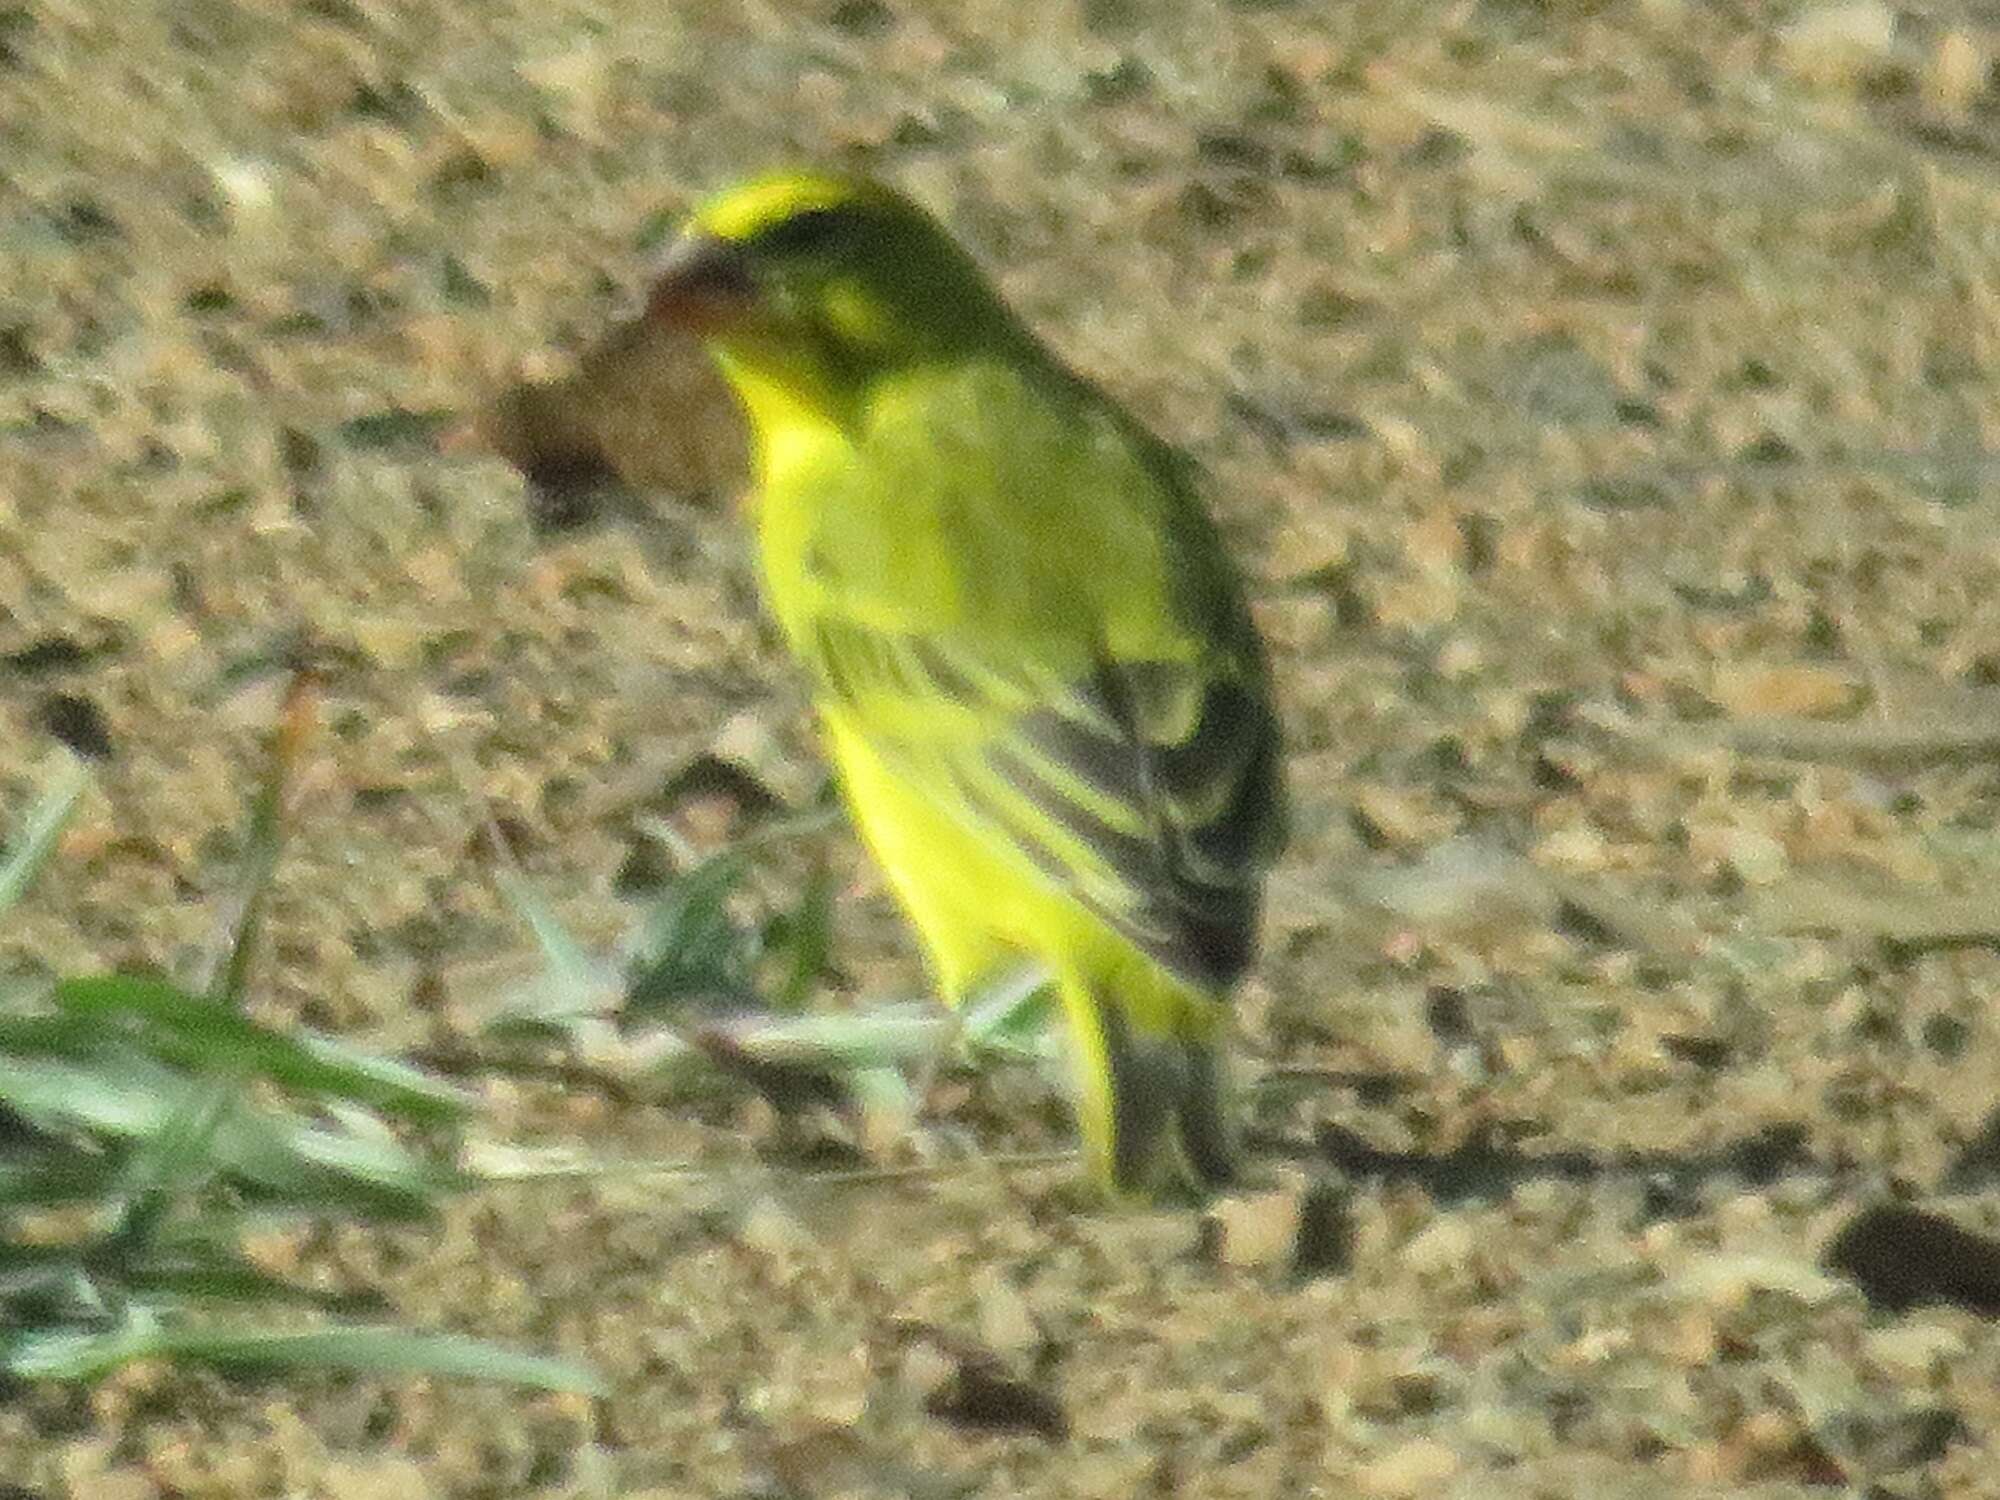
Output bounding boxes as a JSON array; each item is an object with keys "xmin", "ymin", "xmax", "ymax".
[
  {"xmin": 120, "ymin": 1260, "xmax": 381, "ymax": 1315},
  {"xmin": 846, "ymin": 1065, "xmax": 916, "ymax": 1134},
  {"xmin": 1, "ymin": 1316, "xmax": 604, "ymax": 1392},
  {"xmin": 0, "ymin": 1223, "xmax": 369, "ymax": 1318},
  {"xmin": 0, "ymin": 1047, "xmax": 192, "ymax": 1139},
  {"xmin": 623, "ymin": 850, "xmax": 757, "ymax": 1014},
  {"xmin": 958, "ymin": 965, "xmax": 1055, "ymax": 1061},
  {"xmin": 0, "ymin": 1049, "xmax": 455, "ymax": 1220},
  {"xmin": 762, "ymin": 862, "xmax": 835, "ymax": 1011},
  {"xmin": 0, "ymin": 1149, "xmax": 123, "ymax": 1208},
  {"xmin": 156, "ymin": 1324, "xmax": 607, "ymax": 1393},
  {"xmin": 54, "ymin": 976, "xmax": 474, "ymax": 1122},
  {"xmin": 223, "ymin": 1107, "xmax": 465, "ymax": 1221},
  {"xmin": 689, "ymin": 1003, "xmax": 953, "ymax": 1071},
  {"xmin": 188, "ymin": 667, "xmax": 318, "ymax": 1006},
  {"xmin": 104, "ymin": 1223, "xmax": 387, "ymax": 1314},
  {"xmin": 107, "ymin": 1073, "xmax": 235, "ymax": 1253},
  {"xmin": 494, "ymin": 865, "xmax": 597, "ymax": 986},
  {"xmin": 0, "ymin": 1008, "xmax": 114, "ymax": 1058},
  {"xmin": 483, "ymin": 865, "xmax": 625, "ymax": 1033},
  {"xmin": 0, "ymin": 1247, "xmax": 101, "ymax": 1306},
  {"xmin": 462, "ymin": 775, "xmax": 603, "ymax": 996},
  {"xmin": 0, "ymin": 755, "xmax": 90, "ymax": 919}
]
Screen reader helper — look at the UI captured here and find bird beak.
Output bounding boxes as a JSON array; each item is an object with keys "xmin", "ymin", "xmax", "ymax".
[{"xmin": 646, "ymin": 232, "xmax": 757, "ymax": 333}]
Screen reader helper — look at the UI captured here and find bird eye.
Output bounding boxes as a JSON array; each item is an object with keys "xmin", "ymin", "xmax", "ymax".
[{"xmin": 754, "ymin": 206, "xmax": 860, "ymax": 257}]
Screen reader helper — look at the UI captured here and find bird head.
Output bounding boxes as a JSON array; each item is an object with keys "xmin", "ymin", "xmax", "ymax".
[{"xmin": 645, "ymin": 171, "xmax": 1025, "ymax": 425}]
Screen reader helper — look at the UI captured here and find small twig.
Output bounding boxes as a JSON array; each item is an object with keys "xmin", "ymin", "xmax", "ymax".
[{"xmin": 1578, "ymin": 702, "xmax": 2000, "ymax": 771}]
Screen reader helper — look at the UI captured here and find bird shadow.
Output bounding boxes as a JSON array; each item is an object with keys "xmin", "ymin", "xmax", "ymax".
[
  {"xmin": 1283, "ymin": 1115, "xmax": 1817, "ymax": 1219},
  {"xmin": 1244, "ymin": 1107, "xmax": 2000, "ymax": 1320}
]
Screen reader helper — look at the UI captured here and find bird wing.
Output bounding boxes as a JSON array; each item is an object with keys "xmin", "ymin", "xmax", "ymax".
[
  {"xmin": 812, "ymin": 619, "xmax": 1284, "ymax": 990},
  {"xmin": 790, "ymin": 361, "xmax": 1286, "ymax": 991}
]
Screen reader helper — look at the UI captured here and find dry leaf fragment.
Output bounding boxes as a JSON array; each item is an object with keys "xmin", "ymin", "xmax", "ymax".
[{"xmin": 460, "ymin": 310, "xmax": 749, "ymax": 527}]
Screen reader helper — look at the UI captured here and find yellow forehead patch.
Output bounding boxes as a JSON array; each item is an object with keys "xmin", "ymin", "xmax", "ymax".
[{"xmin": 692, "ymin": 171, "xmax": 883, "ymax": 243}]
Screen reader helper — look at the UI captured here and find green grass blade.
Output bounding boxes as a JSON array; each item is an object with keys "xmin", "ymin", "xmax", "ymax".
[
  {"xmin": 0, "ymin": 756, "xmax": 90, "ymax": 919},
  {"xmin": 1, "ymin": 1319, "xmax": 603, "ymax": 1392},
  {"xmin": 0, "ymin": 1050, "xmax": 455, "ymax": 1220},
  {"xmin": 122, "ymin": 1245, "xmax": 382, "ymax": 1314},
  {"xmin": 189, "ymin": 671, "xmax": 317, "ymax": 1006},
  {"xmin": 846, "ymin": 1065, "xmax": 916, "ymax": 1126},
  {"xmin": 228, "ymin": 1108, "xmax": 464, "ymax": 1221},
  {"xmin": 624, "ymin": 851, "xmax": 756, "ymax": 1014},
  {"xmin": 762, "ymin": 863, "xmax": 836, "ymax": 1011},
  {"xmin": 0, "ymin": 1246, "xmax": 99, "ymax": 1307},
  {"xmin": 167, "ymin": 1326, "xmax": 606, "ymax": 1392},
  {"xmin": 958, "ymin": 965, "xmax": 1056, "ymax": 1060},
  {"xmin": 0, "ymin": 1047, "xmax": 188, "ymax": 1138},
  {"xmin": 54, "ymin": 976, "xmax": 474, "ymax": 1121},
  {"xmin": 479, "ymin": 947, "xmax": 627, "ymax": 1034},
  {"xmin": 0, "ymin": 1147, "xmax": 122, "ymax": 1208},
  {"xmin": 494, "ymin": 866, "xmax": 598, "ymax": 988},
  {"xmin": 0, "ymin": 1316, "xmax": 165, "ymax": 1382},
  {"xmin": 692, "ymin": 1003, "xmax": 953, "ymax": 1071},
  {"xmin": 109, "ymin": 1073, "xmax": 235, "ymax": 1251},
  {"xmin": 0, "ymin": 1009, "xmax": 99, "ymax": 1054},
  {"xmin": 0, "ymin": 1231, "xmax": 372, "ymax": 1316}
]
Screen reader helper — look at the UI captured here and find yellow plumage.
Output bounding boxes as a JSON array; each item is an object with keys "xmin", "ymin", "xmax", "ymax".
[{"xmin": 647, "ymin": 171, "xmax": 1285, "ymax": 1193}]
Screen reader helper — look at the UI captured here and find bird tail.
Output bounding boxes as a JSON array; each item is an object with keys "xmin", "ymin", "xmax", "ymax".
[{"xmin": 1057, "ymin": 966, "xmax": 1235, "ymax": 1196}]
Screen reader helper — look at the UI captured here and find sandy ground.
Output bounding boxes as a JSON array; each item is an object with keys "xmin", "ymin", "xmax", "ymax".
[{"xmin": 7, "ymin": 0, "xmax": 2000, "ymax": 1495}]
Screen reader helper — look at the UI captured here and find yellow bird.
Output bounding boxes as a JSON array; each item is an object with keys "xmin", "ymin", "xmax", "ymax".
[{"xmin": 647, "ymin": 171, "xmax": 1285, "ymax": 1193}]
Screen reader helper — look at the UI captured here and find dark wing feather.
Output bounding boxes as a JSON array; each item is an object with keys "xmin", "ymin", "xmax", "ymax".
[
  {"xmin": 812, "ymin": 619, "xmax": 1285, "ymax": 991},
  {"xmin": 1008, "ymin": 657, "xmax": 1284, "ymax": 988}
]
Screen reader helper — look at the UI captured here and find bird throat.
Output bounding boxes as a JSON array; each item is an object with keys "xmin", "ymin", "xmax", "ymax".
[{"xmin": 711, "ymin": 350, "xmax": 856, "ymax": 493}]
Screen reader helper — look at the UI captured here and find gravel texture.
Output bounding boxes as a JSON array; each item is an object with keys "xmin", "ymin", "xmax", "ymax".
[{"xmin": 5, "ymin": 1, "xmax": 2000, "ymax": 1495}]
